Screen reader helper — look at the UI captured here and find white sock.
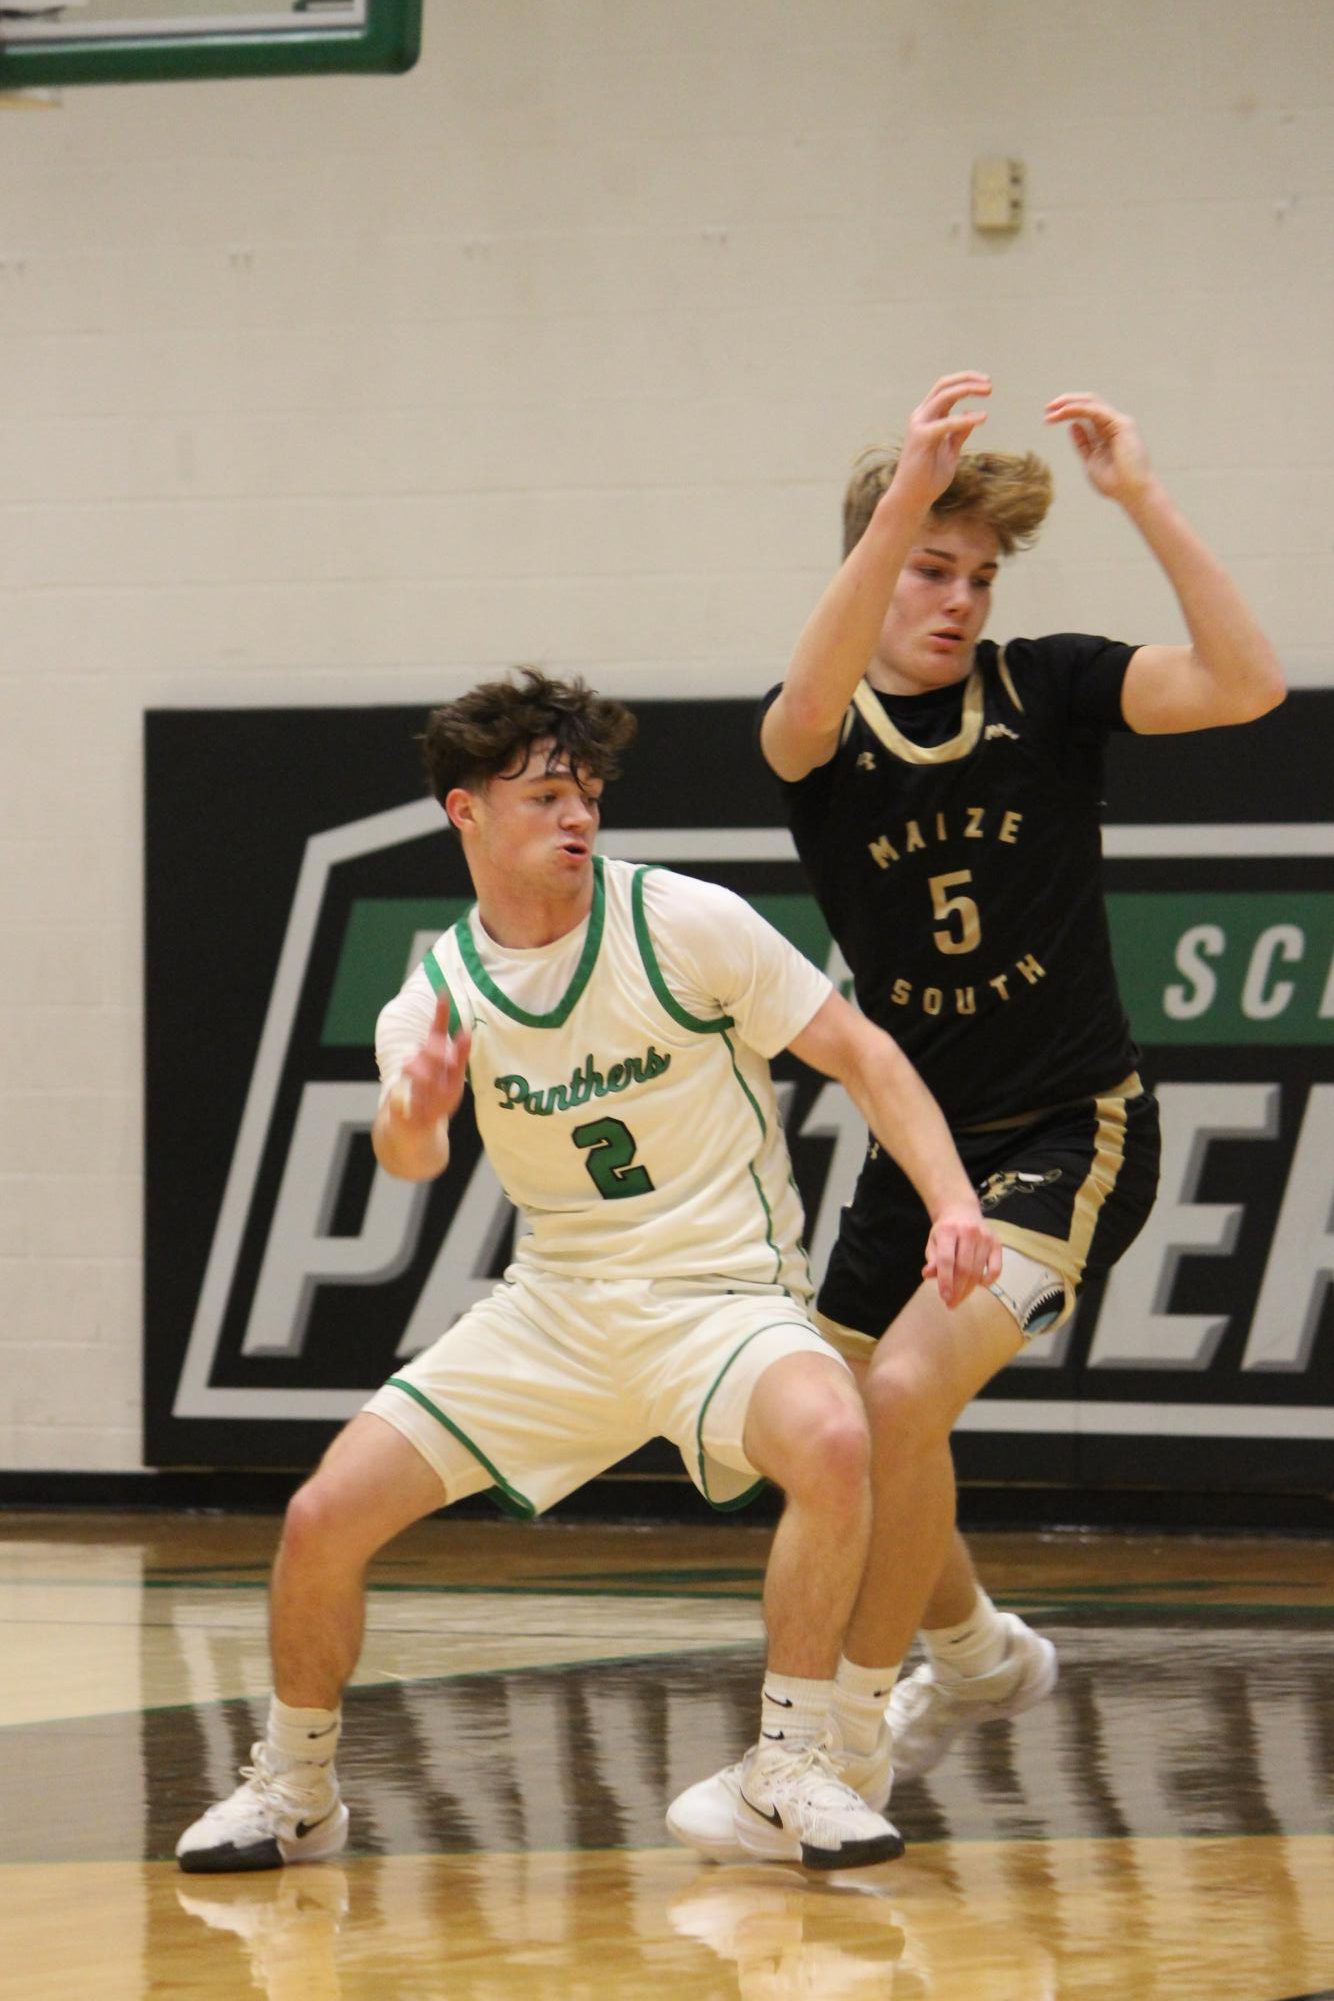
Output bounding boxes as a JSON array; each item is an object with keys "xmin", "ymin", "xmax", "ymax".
[
  {"xmin": 759, "ymin": 1671, "xmax": 830, "ymax": 1751},
  {"xmin": 831, "ymin": 1655, "xmax": 900, "ymax": 1756},
  {"xmin": 268, "ymin": 1695, "xmax": 341, "ymax": 1772},
  {"xmin": 921, "ymin": 1591, "xmax": 1010, "ymax": 1683}
]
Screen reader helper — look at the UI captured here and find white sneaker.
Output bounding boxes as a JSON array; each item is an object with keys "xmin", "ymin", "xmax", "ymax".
[
  {"xmin": 833, "ymin": 1720, "xmax": 894, "ymax": 1815},
  {"xmin": 666, "ymin": 1758, "xmax": 748, "ymax": 1863},
  {"xmin": 176, "ymin": 1742, "xmax": 349, "ymax": 1874},
  {"xmin": 733, "ymin": 1738, "xmax": 902, "ymax": 1870},
  {"xmin": 666, "ymin": 1721, "xmax": 894, "ymax": 1866},
  {"xmin": 887, "ymin": 1613, "xmax": 1058, "ymax": 1778}
]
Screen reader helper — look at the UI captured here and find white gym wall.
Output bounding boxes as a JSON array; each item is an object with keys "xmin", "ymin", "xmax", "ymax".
[{"xmin": 1, "ymin": 0, "xmax": 1331, "ymax": 1472}]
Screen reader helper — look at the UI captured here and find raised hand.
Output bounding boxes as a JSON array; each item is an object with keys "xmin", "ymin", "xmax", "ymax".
[
  {"xmin": 1045, "ymin": 392, "xmax": 1153, "ymax": 505},
  {"xmin": 390, "ymin": 994, "xmax": 471, "ymax": 1132},
  {"xmin": 921, "ymin": 1203, "xmax": 1003, "ymax": 1309},
  {"xmin": 891, "ymin": 371, "xmax": 992, "ymax": 517}
]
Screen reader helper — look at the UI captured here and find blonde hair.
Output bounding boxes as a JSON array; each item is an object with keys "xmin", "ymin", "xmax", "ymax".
[{"xmin": 842, "ymin": 448, "xmax": 1054, "ymax": 559}]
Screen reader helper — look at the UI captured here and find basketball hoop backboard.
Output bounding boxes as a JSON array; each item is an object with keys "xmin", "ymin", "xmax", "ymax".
[{"xmin": 0, "ymin": 0, "xmax": 421, "ymax": 84}]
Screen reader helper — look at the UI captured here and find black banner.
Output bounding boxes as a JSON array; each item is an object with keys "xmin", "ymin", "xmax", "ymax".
[{"xmin": 144, "ymin": 695, "xmax": 1333, "ymax": 1491}]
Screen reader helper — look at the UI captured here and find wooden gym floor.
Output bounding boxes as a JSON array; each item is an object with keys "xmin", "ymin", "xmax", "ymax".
[{"xmin": 0, "ymin": 1509, "xmax": 1331, "ymax": 2001}]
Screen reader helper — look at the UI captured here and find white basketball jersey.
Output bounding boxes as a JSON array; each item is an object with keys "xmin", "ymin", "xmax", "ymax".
[{"xmin": 400, "ymin": 857, "xmax": 828, "ymax": 1294}]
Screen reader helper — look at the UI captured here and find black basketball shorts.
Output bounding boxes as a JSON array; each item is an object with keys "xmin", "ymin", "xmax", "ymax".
[{"xmin": 817, "ymin": 1074, "xmax": 1162, "ymax": 1340}]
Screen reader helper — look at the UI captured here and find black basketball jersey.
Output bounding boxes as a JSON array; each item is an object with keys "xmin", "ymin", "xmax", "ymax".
[{"xmin": 771, "ymin": 633, "xmax": 1143, "ymax": 1126}]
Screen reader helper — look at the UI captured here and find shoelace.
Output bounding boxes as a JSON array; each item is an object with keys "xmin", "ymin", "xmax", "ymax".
[
  {"xmin": 236, "ymin": 1743, "xmax": 327, "ymax": 1816},
  {"xmin": 756, "ymin": 1740, "xmax": 869, "ymax": 1814}
]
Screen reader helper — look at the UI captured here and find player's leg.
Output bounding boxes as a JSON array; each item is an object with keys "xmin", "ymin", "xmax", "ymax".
[
  {"xmin": 176, "ymin": 1412, "xmax": 462, "ymax": 1874},
  {"xmin": 268, "ymin": 1410, "xmax": 452, "ymax": 1707},
  {"xmin": 177, "ymin": 1269, "xmax": 616, "ymax": 1875},
  {"xmin": 870, "ymin": 1083, "xmax": 1160, "ymax": 1775},
  {"xmin": 843, "ymin": 1281, "xmax": 1062, "ymax": 1779},
  {"xmin": 664, "ymin": 1314, "xmax": 901, "ymax": 1868},
  {"xmin": 740, "ymin": 1349, "xmax": 871, "ymax": 1680},
  {"xmin": 812, "ymin": 1198, "xmax": 1053, "ymax": 1782},
  {"xmin": 737, "ymin": 1347, "xmax": 906, "ymax": 1867},
  {"xmin": 889, "ymin": 1524, "xmax": 1058, "ymax": 1778},
  {"xmin": 846, "ymin": 1280, "xmax": 1024, "ymax": 1669}
]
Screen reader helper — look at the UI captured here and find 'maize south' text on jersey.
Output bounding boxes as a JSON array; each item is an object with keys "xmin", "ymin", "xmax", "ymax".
[
  {"xmin": 774, "ymin": 634, "xmax": 1141, "ymax": 1126},
  {"xmin": 375, "ymin": 856, "xmax": 830, "ymax": 1291}
]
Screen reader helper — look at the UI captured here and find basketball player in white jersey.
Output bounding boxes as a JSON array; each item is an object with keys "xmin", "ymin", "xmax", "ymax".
[{"xmin": 176, "ymin": 669, "xmax": 1000, "ymax": 1877}]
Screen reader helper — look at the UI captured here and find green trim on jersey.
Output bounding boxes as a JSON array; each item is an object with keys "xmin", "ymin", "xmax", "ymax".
[
  {"xmin": 695, "ymin": 1325, "xmax": 787, "ymax": 1513},
  {"xmin": 721, "ymin": 1027, "xmax": 783, "ymax": 1282},
  {"xmin": 630, "ymin": 866, "xmax": 734, "ymax": 1033},
  {"xmin": 784, "ymin": 1167, "xmax": 816, "ymax": 1295},
  {"xmin": 454, "ymin": 855, "xmax": 607, "ymax": 1030},
  {"xmin": 384, "ymin": 1377, "xmax": 536, "ymax": 1520},
  {"xmin": 420, "ymin": 949, "xmax": 461, "ymax": 1034}
]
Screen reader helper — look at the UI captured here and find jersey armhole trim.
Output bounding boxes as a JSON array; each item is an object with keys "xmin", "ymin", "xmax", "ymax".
[
  {"xmin": 631, "ymin": 866, "xmax": 735, "ymax": 1035},
  {"xmin": 996, "ymin": 643, "xmax": 1025, "ymax": 714}
]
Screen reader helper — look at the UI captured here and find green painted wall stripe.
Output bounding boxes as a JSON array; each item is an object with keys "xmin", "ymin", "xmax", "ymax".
[
  {"xmin": 322, "ymin": 898, "xmax": 470, "ymax": 1045},
  {"xmin": 325, "ymin": 885, "xmax": 1331, "ymax": 1051},
  {"xmin": 1106, "ymin": 891, "xmax": 1334, "ymax": 1044}
]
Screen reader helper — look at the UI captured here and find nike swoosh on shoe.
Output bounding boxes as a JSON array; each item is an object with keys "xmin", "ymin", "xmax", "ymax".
[{"xmin": 738, "ymin": 1792, "xmax": 784, "ymax": 1830}]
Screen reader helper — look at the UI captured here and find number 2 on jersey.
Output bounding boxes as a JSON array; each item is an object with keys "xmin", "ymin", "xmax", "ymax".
[{"xmin": 573, "ymin": 1115, "xmax": 655, "ymax": 1200}]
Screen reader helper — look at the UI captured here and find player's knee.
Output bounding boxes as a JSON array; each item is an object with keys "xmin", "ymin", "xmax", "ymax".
[
  {"xmin": 775, "ymin": 1389, "xmax": 871, "ymax": 1508},
  {"xmin": 280, "ymin": 1470, "xmax": 361, "ymax": 1571},
  {"xmin": 860, "ymin": 1357, "xmax": 948, "ymax": 1456}
]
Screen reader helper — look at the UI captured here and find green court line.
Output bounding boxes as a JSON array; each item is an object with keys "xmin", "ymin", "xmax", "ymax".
[{"xmin": 6, "ymin": 1574, "xmax": 1331, "ymax": 1618}]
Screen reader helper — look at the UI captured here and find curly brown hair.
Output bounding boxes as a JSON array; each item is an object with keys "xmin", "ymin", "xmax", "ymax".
[
  {"xmin": 420, "ymin": 668, "xmax": 638, "ymax": 809},
  {"xmin": 842, "ymin": 447, "xmax": 1054, "ymax": 559}
]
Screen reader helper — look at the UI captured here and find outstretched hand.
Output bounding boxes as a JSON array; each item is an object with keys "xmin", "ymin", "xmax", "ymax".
[
  {"xmin": 390, "ymin": 994, "xmax": 471, "ymax": 1131},
  {"xmin": 922, "ymin": 1204, "xmax": 1003, "ymax": 1308},
  {"xmin": 1045, "ymin": 392, "xmax": 1153, "ymax": 505},
  {"xmin": 891, "ymin": 372, "xmax": 992, "ymax": 517}
]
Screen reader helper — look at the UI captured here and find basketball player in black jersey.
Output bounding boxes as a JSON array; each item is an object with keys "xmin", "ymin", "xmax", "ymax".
[{"xmin": 666, "ymin": 371, "xmax": 1284, "ymax": 1859}]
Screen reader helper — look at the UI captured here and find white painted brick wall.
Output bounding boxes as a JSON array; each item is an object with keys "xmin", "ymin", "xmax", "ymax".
[{"xmin": 1, "ymin": 0, "xmax": 1330, "ymax": 1472}]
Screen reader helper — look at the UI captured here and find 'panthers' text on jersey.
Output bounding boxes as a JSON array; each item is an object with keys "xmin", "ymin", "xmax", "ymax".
[
  {"xmin": 376, "ymin": 856, "xmax": 830, "ymax": 1293},
  {"xmin": 771, "ymin": 633, "xmax": 1141, "ymax": 1126}
]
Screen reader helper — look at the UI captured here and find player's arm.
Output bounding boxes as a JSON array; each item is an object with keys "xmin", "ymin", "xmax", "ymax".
[
  {"xmin": 1045, "ymin": 393, "xmax": 1285, "ymax": 735},
  {"xmin": 787, "ymin": 991, "xmax": 1001, "ymax": 1307},
  {"xmin": 372, "ymin": 992, "xmax": 472, "ymax": 1182},
  {"xmin": 762, "ymin": 371, "xmax": 992, "ymax": 781}
]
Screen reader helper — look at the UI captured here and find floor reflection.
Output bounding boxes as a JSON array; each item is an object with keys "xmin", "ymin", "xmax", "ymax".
[
  {"xmin": 2, "ymin": 1517, "xmax": 1332, "ymax": 2000},
  {"xmin": 160, "ymin": 1838, "xmax": 1334, "ymax": 2001},
  {"xmin": 2, "ymin": 1623, "xmax": 1323, "ymax": 1865}
]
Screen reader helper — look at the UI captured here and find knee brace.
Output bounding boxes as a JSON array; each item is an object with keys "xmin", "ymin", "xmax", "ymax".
[{"xmin": 988, "ymin": 1247, "xmax": 1071, "ymax": 1338}]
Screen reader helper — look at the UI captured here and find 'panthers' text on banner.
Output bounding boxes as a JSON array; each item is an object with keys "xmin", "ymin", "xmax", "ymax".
[{"xmin": 144, "ymin": 697, "xmax": 1333, "ymax": 1495}]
